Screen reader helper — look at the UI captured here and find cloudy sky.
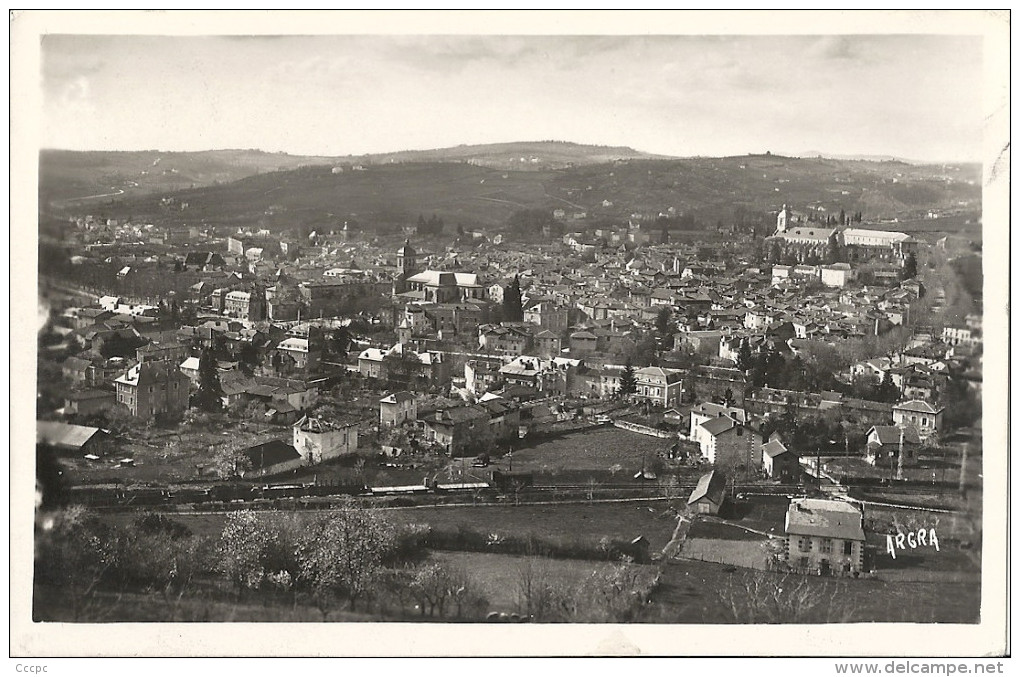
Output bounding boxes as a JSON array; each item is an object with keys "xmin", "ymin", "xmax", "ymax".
[{"xmin": 41, "ymin": 33, "xmax": 984, "ymax": 162}]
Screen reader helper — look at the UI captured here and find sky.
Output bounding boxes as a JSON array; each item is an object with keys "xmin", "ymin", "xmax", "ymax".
[{"xmin": 40, "ymin": 33, "xmax": 984, "ymax": 162}]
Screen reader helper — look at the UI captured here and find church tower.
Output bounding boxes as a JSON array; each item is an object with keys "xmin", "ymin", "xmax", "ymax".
[
  {"xmin": 776, "ymin": 204, "xmax": 790, "ymax": 234},
  {"xmin": 397, "ymin": 239, "xmax": 417, "ymax": 277}
]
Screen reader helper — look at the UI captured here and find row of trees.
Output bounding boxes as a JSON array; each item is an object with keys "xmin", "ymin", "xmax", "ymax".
[
  {"xmin": 415, "ymin": 214, "xmax": 445, "ymax": 236},
  {"xmin": 34, "ymin": 506, "xmax": 489, "ymax": 622}
]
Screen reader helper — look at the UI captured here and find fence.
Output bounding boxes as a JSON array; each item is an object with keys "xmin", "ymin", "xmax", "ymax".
[{"xmin": 613, "ymin": 420, "xmax": 676, "ymax": 439}]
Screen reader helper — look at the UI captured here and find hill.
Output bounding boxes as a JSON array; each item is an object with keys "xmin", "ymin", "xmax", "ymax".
[
  {"xmin": 53, "ymin": 153, "xmax": 982, "ymax": 236},
  {"xmin": 337, "ymin": 140, "xmax": 666, "ymax": 170},
  {"xmin": 39, "ymin": 149, "xmax": 338, "ymax": 207},
  {"xmin": 39, "ymin": 142, "xmax": 663, "ymax": 209}
]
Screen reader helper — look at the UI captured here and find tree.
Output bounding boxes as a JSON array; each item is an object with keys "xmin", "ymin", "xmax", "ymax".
[
  {"xmin": 211, "ymin": 438, "xmax": 253, "ymax": 479},
  {"xmin": 620, "ymin": 361, "xmax": 638, "ymax": 396},
  {"xmin": 875, "ymin": 371, "xmax": 901, "ymax": 403},
  {"xmin": 193, "ymin": 348, "xmax": 223, "ymax": 412},
  {"xmin": 295, "ymin": 506, "xmax": 395, "ymax": 614},
  {"xmin": 736, "ymin": 340, "xmax": 754, "ymax": 372},
  {"xmin": 655, "ymin": 307, "xmax": 672, "ymax": 335},
  {"xmin": 34, "ymin": 506, "xmax": 120, "ymax": 621},
  {"xmin": 217, "ymin": 510, "xmax": 287, "ymax": 594},
  {"xmin": 839, "ymin": 209, "xmax": 846, "ymax": 226},
  {"xmin": 502, "ymin": 275, "xmax": 523, "ymax": 322},
  {"xmin": 901, "ymin": 253, "xmax": 918, "ymax": 281},
  {"xmin": 825, "ymin": 231, "xmax": 842, "ymax": 264}
]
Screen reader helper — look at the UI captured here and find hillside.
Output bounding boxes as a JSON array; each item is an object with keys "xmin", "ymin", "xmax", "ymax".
[
  {"xmin": 56, "ymin": 154, "xmax": 982, "ymax": 236},
  {"xmin": 337, "ymin": 141, "xmax": 666, "ymax": 171},
  {"xmin": 39, "ymin": 149, "xmax": 337, "ymax": 206},
  {"xmin": 39, "ymin": 142, "xmax": 663, "ymax": 209}
]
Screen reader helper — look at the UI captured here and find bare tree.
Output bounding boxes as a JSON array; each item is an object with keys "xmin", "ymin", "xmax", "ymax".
[{"xmin": 715, "ymin": 570, "xmax": 858, "ymax": 624}]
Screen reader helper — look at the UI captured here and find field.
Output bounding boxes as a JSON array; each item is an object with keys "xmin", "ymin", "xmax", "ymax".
[
  {"xmin": 499, "ymin": 427, "xmax": 677, "ymax": 484},
  {"xmin": 100, "ymin": 499, "xmax": 683, "ymax": 553},
  {"xmin": 648, "ymin": 559, "xmax": 980, "ymax": 623},
  {"xmin": 428, "ymin": 551, "xmax": 658, "ymax": 613}
]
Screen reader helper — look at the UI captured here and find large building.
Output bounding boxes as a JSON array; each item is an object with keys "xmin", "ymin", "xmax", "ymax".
[
  {"xmin": 113, "ymin": 360, "xmax": 190, "ymax": 420},
  {"xmin": 633, "ymin": 366, "xmax": 685, "ymax": 408}
]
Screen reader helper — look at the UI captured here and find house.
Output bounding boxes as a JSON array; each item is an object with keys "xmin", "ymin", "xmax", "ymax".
[
  {"xmin": 465, "ymin": 358, "xmax": 504, "ymax": 395},
  {"xmin": 534, "ymin": 330, "xmax": 563, "ymax": 358},
  {"xmin": 865, "ymin": 424, "xmax": 921, "ymax": 468},
  {"xmin": 380, "ymin": 391, "xmax": 417, "ymax": 427},
  {"xmin": 689, "ymin": 402, "xmax": 750, "ymax": 444},
  {"xmin": 695, "ymin": 415, "xmax": 761, "ymax": 470},
  {"xmin": 63, "ymin": 389, "xmax": 117, "ymax": 417},
  {"xmin": 37, "ymin": 421, "xmax": 113, "ymax": 457},
  {"xmin": 687, "ymin": 470, "xmax": 727, "ymax": 515},
  {"xmin": 761, "ymin": 434, "xmax": 799, "ymax": 482},
  {"xmin": 479, "ymin": 325, "xmax": 532, "ymax": 356},
  {"xmin": 240, "ymin": 440, "xmax": 305, "ymax": 479},
  {"xmin": 423, "ymin": 402, "xmax": 519, "ymax": 457},
  {"xmin": 633, "ymin": 366, "xmax": 684, "ymax": 408},
  {"xmin": 179, "ymin": 356, "xmax": 201, "ymax": 384},
  {"xmin": 784, "ymin": 498, "xmax": 865, "ymax": 576},
  {"xmin": 892, "ymin": 400, "xmax": 944, "ymax": 440},
  {"xmin": 113, "ymin": 360, "xmax": 190, "ymax": 420},
  {"xmin": 423, "ymin": 405, "xmax": 492, "ymax": 457},
  {"xmin": 292, "ymin": 415, "xmax": 359, "ymax": 464}
]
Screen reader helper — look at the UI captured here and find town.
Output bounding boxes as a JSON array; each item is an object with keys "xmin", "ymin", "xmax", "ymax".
[{"xmin": 33, "ymin": 156, "xmax": 983, "ymax": 624}]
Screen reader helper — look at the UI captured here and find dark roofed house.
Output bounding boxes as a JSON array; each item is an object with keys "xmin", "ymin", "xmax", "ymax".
[
  {"xmin": 865, "ymin": 424, "xmax": 921, "ymax": 468},
  {"xmin": 761, "ymin": 434, "xmax": 799, "ymax": 482},
  {"xmin": 687, "ymin": 470, "xmax": 727, "ymax": 515},
  {"xmin": 240, "ymin": 439, "xmax": 305, "ymax": 479}
]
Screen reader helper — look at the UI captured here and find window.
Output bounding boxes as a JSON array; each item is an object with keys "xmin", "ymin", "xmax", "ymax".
[
  {"xmin": 843, "ymin": 540, "xmax": 854, "ymax": 556},
  {"xmin": 798, "ymin": 537, "xmax": 811, "ymax": 552},
  {"xmin": 820, "ymin": 538, "xmax": 832, "ymax": 553}
]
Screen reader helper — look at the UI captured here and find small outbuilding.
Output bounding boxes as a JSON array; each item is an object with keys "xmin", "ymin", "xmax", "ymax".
[{"xmin": 687, "ymin": 470, "xmax": 727, "ymax": 515}]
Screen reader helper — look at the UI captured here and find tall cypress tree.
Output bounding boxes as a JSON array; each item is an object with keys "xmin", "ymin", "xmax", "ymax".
[
  {"xmin": 194, "ymin": 348, "xmax": 223, "ymax": 412},
  {"xmin": 620, "ymin": 360, "xmax": 638, "ymax": 396}
]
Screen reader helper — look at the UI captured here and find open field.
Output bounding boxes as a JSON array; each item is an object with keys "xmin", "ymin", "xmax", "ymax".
[
  {"xmin": 496, "ymin": 427, "xmax": 679, "ymax": 484},
  {"xmin": 648, "ymin": 559, "xmax": 980, "ymax": 623},
  {"xmin": 428, "ymin": 551, "xmax": 658, "ymax": 614}
]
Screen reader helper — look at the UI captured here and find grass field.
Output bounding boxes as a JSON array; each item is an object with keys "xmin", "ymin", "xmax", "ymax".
[
  {"xmin": 499, "ymin": 427, "xmax": 677, "ymax": 484},
  {"xmin": 428, "ymin": 551, "xmax": 658, "ymax": 613},
  {"xmin": 648, "ymin": 559, "xmax": 980, "ymax": 623}
]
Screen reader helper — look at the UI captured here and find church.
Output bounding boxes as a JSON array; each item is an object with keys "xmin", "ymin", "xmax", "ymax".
[{"xmin": 390, "ymin": 239, "xmax": 484, "ymax": 303}]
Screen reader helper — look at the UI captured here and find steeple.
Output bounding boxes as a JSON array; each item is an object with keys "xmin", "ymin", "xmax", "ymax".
[{"xmin": 776, "ymin": 204, "xmax": 790, "ymax": 233}]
